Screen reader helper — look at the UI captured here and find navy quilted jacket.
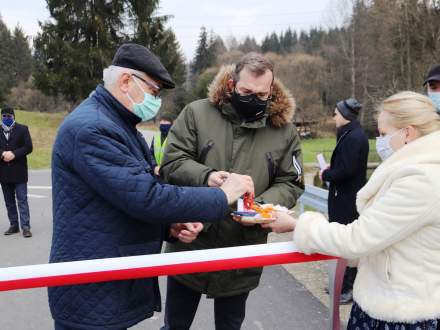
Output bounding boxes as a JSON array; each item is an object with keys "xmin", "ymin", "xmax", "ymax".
[{"xmin": 49, "ymin": 86, "xmax": 228, "ymax": 330}]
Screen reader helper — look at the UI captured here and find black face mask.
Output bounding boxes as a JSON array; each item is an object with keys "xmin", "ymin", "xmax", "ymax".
[{"xmin": 230, "ymin": 89, "xmax": 270, "ymax": 122}]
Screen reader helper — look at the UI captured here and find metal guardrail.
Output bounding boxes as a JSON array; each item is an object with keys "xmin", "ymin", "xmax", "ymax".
[
  {"xmin": 298, "ymin": 184, "xmax": 329, "ymax": 214},
  {"xmin": 297, "ymin": 184, "xmax": 345, "ymax": 330}
]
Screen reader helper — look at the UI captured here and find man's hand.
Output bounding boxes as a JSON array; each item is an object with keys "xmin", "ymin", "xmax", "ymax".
[
  {"xmin": 154, "ymin": 166, "xmax": 161, "ymax": 176},
  {"xmin": 207, "ymin": 171, "xmax": 230, "ymax": 187},
  {"xmin": 260, "ymin": 211, "xmax": 296, "ymax": 233},
  {"xmin": 2, "ymin": 151, "xmax": 15, "ymax": 162},
  {"xmin": 220, "ymin": 173, "xmax": 254, "ymax": 205},
  {"xmin": 170, "ymin": 222, "xmax": 204, "ymax": 243},
  {"xmin": 319, "ymin": 165, "xmax": 330, "ymax": 181}
]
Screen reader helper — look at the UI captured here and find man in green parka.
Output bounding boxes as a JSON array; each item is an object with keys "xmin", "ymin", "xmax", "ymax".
[{"xmin": 160, "ymin": 52, "xmax": 304, "ymax": 330}]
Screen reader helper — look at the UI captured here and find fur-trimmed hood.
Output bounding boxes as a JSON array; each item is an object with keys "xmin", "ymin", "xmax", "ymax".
[{"xmin": 207, "ymin": 65, "xmax": 296, "ymax": 128}]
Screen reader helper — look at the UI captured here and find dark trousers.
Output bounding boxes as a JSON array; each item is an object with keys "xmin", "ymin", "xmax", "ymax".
[
  {"xmin": 161, "ymin": 276, "xmax": 249, "ymax": 330},
  {"xmin": 54, "ymin": 321, "xmax": 126, "ymax": 330},
  {"xmin": 1, "ymin": 183, "xmax": 30, "ymax": 229},
  {"xmin": 342, "ymin": 266, "xmax": 357, "ymax": 294}
]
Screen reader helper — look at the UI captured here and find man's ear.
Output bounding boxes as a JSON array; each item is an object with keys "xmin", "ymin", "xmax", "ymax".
[{"xmin": 119, "ymin": 72, "xmax": 131, "ymax": 93}]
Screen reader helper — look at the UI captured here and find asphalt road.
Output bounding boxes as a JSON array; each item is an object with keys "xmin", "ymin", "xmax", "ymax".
[{"xmin": 0, "ymin": 167, "xmax": 330, "ymax": 330}]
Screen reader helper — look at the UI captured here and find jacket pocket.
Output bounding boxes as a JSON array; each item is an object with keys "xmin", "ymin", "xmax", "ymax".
[
  {"xmin": 265, "ymin": 152, "xmax": 277, "ymax": 185},
  {"xmin": 118, "ymin": 241, "xmax": 162, "ymax": 312},
  {"xmin": 198, "ymin": 140, "xmax": 215, "ymax": 164}
]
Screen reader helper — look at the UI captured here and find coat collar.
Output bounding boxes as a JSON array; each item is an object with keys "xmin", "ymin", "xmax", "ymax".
[
  {"xmin": 337, "ymin": 120, "xmax": 360, "ymax": 140},
  {"xmin": 93, "ymin": 85, "xmax": 141, "ymax": 128},
  {"xmin": 1, "ymin": 121, "xmax": 15, "ymax": 133},
  {"xmin": 92, "ymin": 85, "xmax": 156, "ymax": 167},
  {"xmin": 207, "ymin": 65, "xmax": 296, "ymax": 128}
]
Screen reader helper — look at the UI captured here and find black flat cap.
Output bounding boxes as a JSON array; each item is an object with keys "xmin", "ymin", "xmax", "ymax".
[
  {"xmin": 1, "ymin": 107, "xmax": 14, "ymax": 116},
  {"xmin": 112, "ymin": 43, "xmax": 175, "ymax": 89},
  {"xmin": 424, "ymin": 64, "xmax": 440, "ymax": 86},
  {"xmin": 336, "ymin": 98, "xmax": 362, "ymax": 121}
]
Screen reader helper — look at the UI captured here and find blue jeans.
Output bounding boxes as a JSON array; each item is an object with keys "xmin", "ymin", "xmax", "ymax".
[{"xmin": 1, "ymin": 183, "xmax": 30, "ymax": 229}]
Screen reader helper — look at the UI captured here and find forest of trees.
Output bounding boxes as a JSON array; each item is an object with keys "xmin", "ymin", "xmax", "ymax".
[
  {"xmin": 188, "ymin": 0, "xmax": 440, "ymax": 135},
  {"xmin": 0, "ymin": 0, "xmax": 440, "ymax": 135},
  {"xmin": 0, "ymin": 0, "xmax": 186, "ymax": 113}
]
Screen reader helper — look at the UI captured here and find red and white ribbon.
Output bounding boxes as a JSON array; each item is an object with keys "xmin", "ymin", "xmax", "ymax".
[{"xmin": 0, "ymin": 241, "xmax": 335, "ymax": 292}]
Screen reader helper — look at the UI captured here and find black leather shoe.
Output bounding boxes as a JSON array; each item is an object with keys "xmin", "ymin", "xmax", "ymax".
[
  {"xmin": 4, "ymin": 225, "xmax": 19, "ymax": 235},
  {"xmin": 22, "ymin": 228, "xmax": 32, "ymax": 238},
  {"xmin": 340, "ymin": 290, "xmax": 353, "ymax": 304}
]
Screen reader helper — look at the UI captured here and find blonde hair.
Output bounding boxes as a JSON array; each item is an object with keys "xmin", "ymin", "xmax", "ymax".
[{"xmin": 379, "ymin": 91, "xmax": 440, "ymax": 136}]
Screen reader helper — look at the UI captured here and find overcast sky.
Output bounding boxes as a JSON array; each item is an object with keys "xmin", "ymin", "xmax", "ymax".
[{"xmin": 0, "ymin": 0, "xmax": 338, "ymax": 61}]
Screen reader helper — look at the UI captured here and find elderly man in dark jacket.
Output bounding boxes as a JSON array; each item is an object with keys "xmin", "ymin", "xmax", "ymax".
[
  {"xmin": 49, "ymin": 43, "xmax": 253, "ymax": 330},
  {"xmin": 0, "ymin": 107, "xmax": 33, "ymax": 238},
  {"xmin": 320, "ymin": 98, "xmax": 369, "ymax": 304}
]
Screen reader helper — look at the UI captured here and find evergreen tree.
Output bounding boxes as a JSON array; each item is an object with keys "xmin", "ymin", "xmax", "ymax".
[
  {"xmin": 11, "ymin": 26, "xmax": 33, "ymax": 86},
  {"xmin": 206, "ymin": 32, "xmax": 226, "ymax": 68},
  {"xmin": 268, "ymin": 32, "xmax": 281, "ymax": 53},
  {"xmin": 0, "ymin": 15, "xmax": 13, "ymax": 102},
  {"xmin": 127, "ymin": 0, "xmax": 185, "ymax": 84},
  {"xmin": 191, "ymin": 27, "xmax": 211, "ymax": 76},
  {"xmin": 261, "ymin": 33, "xmax": 281, "ymax": 54},
  {"xmin": 34, "ymin": 0, "xmax": 126, "ymax": 102},
  {"xmin": 261, "ymin": 34, "xmax": 271, "ymax": 53},
  {"xmin": 281, "ymin": 28, "xmax": 295, "ymax": 53},
  {"xmin": 292, "ymin": 30, "xmax": 298, "ymax": 46},
  {"xmin": 238, "ymin": 36, "xmax": 260, "ymax": 53},
  {"xmin": 34, "ymin": 0, "xmax": 186, "ymax": 102}
]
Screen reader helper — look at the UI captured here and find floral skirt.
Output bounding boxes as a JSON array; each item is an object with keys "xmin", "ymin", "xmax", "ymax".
[{"xmin": 347, "ymin": 302, "xmax": 440, "ymax": 330}]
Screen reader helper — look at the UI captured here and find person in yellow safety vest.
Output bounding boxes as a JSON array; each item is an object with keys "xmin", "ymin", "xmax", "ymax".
[{"xmin": 150, "ymin": 114, "xmax": 174, "ymax": 176}]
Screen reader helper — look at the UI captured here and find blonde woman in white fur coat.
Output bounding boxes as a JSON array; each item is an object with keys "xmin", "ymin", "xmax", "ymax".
[{"xmin": 263, "ymin": 92, "xmax": 440, "ymax": 329}]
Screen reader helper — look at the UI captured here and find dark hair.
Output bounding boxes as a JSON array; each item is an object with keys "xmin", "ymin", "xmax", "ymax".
[
  {"xmin": 232, "ymin": 52, "xmax": 274, "ymax": 82},
  {"xmin": 159, "ymin": 113, "xmax": 174, "ymax": 123},
  {"xmin": 1, "ymin": 106, "xmax": 15, "ymax": 116}
]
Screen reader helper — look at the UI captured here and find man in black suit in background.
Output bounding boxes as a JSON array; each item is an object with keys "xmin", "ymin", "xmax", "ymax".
[{"xmin": 0, "ymin": 106, "xmax": 33, "ymax": 237}]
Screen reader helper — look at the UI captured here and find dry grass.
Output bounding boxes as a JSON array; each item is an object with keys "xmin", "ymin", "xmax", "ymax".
[{"xmin": 14, "ymin": 110, "xmax": 66, "ymax": 169}]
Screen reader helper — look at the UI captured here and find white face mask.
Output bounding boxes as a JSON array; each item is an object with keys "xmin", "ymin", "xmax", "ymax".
[{"xmin": 376, "ymin": 129, "xmax": 404, "ymax": 161}]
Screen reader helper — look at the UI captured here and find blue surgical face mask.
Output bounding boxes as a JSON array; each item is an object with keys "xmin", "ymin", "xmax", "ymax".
[
  {"xmin": 375, "ymin": 129, "xmax": 403, "ymax": 161},
  {"xmin": 428, "ymin": 91, "xmax": 440, "ymax": 113},
  {"xmin": 126, "ymin": 78, "xmax": 162, "ymax": 122},
  {"xmin": 2, "ymin": 117, "xmax": 14, "ymax": 127}
]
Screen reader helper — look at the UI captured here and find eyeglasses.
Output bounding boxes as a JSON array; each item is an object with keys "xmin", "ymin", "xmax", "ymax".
[
  {"xmin": 234, "ymin": 87, "xmax": 272, "ymax": 102},
  {"xmin": 132, "ymin": 74, "xmax": 161, "ymax": 97}
]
